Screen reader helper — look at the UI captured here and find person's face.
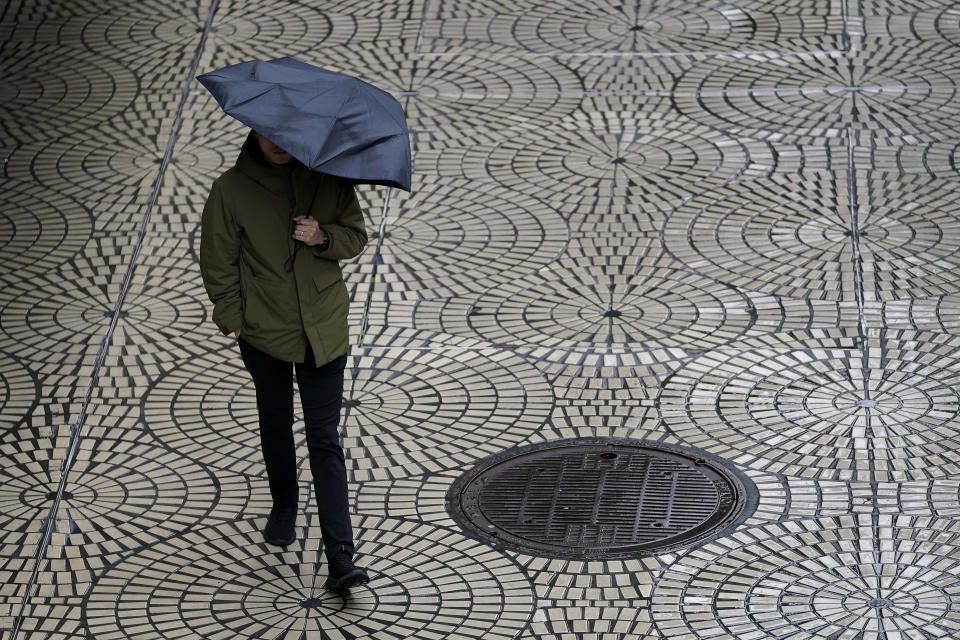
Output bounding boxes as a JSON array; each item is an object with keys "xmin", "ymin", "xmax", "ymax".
[{"xmin": 255, "ymin": 133, "xmax": 293, "ymax": 165}]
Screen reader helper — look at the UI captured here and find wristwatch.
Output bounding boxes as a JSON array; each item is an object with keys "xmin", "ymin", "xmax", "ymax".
[{"xmin": 316, "ymin": 229, "xmax": 330, "ymax": 251}]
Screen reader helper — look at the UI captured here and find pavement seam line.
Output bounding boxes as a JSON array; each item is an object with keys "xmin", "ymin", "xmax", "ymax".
[
  {"xmin": 843, "ymin": 3, "xmax": 882, "ymax": 516},
  {"xmin": 7, "ymin": 2, "xmax": 221, "ymax": 637}
]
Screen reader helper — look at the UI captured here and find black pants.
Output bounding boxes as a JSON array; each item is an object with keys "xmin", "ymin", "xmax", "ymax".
[{"xmin": 238, "ymin": 338, "xmax": 353, "ymax": 558}]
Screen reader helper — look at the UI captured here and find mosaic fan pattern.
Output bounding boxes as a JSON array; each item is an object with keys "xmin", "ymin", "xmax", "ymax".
[
  {"xmin": 674, "ymin": 43, "xmax": 960, "ymax": 143},
  {"xmin": 4, "ymin": 0, "xmax": 960, "ymax": 639},
  {"xmin": 146, "ymin": 341, "xmax": 553, "ymax": 481},
  {"xmin": 86, "ymin": 517, "xmax": 535, "ymax": 640},
  {"xmin": 0, "ymin": 43, "xmax": 140, "ymax": 144},
  {"xmin": 664, "ymin": 176, "xmax": 855, "ymax": 299},
  {"xmin": 373, "ymin": 178, "xmax": 569, "ymax": 298},
  {"xmin": 652, "ymin": 514, "xmax": 960, "ymax": 639},
  {"xmin": 421, "ymin": 245, "xmax": 756, "ymax": 351},
  {"xmin": 416, "ymin": 117, "xmax": 771, "ymax": 213},
  {"xmin": 421, "ymin": 0, "xmax": 844, "ymax": 54},
  {"xmin": 0, "ymin": 180, "xmax": 92, "ymax": 282},
  {"xmin": 661, "ymin": 331, "xmax": 960, "ymax": 482}
]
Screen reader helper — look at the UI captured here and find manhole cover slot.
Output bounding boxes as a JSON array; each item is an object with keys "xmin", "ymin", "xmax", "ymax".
[{"xmin": 447, "ymin": 438, "xmax": 757, "ymax": 559}]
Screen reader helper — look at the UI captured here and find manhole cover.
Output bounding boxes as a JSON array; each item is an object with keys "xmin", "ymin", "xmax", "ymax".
[{"xmin": 448, "ymin": 438, "xmax": 757, "ymax": 559}]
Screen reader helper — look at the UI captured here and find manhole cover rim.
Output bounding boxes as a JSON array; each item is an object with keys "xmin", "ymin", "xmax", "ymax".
[{"xmin": 446, "ymin": 437, "xmax": 759, "ymax": 560}]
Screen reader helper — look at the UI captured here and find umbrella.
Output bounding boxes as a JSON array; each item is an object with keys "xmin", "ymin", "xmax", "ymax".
[{"xmin": 197, "ymin": 57, "xmax": 411, "ymax": 191}]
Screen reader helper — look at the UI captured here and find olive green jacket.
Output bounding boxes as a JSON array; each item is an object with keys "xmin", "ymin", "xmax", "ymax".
[{"xmin": 199, "ymin": 136, "xmax": 368, "ymax": 365}]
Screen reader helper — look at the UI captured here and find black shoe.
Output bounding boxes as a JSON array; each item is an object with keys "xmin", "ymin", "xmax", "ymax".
[
  {"xmin": 324, "ymin": 547, "xmax": 369, "ymax": 593},
  {"xmin": 263, "ymin": 503, "xmax": 297, "ymax": 546}
]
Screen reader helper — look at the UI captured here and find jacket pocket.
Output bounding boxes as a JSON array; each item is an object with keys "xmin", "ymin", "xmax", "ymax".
[
  {"xmin": 312, "ymin": 267, "xmax": 342, "ymax": 294},
  {"xmin": 310, "ymin": 275, "xmax": 349, "ymax": 317},
  {"xmin": 305, "ymin": 276, "xmax": 350, "ymax": 362},
  {"xmin": 243, "ymin": 275, "xmax": 298, "ymax": 332}
]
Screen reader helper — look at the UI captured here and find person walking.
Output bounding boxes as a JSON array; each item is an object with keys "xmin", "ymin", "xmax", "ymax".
[{"xmin": 199, "ymin": 130, "xmax": 369, "ymax": 593}]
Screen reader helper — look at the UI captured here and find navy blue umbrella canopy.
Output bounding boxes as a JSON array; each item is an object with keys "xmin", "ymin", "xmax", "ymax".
[{"xmin": 197, "ymin": 57, "xmax": 411, "ymax": 191}]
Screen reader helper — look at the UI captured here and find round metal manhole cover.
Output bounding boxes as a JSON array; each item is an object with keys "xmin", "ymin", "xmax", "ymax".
[{"xmin": 447, "ymin": 438, "xmax": 758, "ymax": 559}]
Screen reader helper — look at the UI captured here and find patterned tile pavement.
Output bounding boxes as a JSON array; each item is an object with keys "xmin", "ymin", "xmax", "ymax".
[{"xmin": 2, "ymin": 0, "xmax": 960, "ymax": 638}]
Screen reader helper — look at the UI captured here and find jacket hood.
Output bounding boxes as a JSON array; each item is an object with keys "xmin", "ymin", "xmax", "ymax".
[{"xmin": 236, "ymin": 131, "xmax": 304, "ymax": 196}]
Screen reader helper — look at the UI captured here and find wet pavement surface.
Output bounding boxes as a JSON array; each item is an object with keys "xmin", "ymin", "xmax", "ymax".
[{"xmin": 3, "ymin": 1, "xmax": 960, "ymax": 639}]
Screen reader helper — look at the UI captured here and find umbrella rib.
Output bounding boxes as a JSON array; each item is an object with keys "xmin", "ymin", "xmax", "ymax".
[
  {"xmin": 294, "ymin": 83, "xmax": 351, "ymax": 114},
  {"xmin": 321, "ymin": 133, "xmax": 407, "ymax": 163},
  {"xmin": 308, "ymin": 82, "xmax": 360, "ymax": 166},
  {"xmin": 220, "ymin": 83, "xmax": 280, "ymax": 110}
]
